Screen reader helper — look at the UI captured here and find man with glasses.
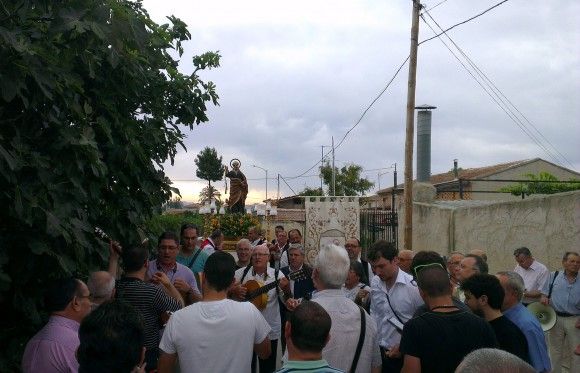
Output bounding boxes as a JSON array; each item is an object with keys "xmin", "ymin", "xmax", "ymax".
[
  {"xmin": 345, "ymin": 237, "xmax": 372, "ymax": 286},
  {"xmin": 22, "ymin": 277, "xmax": 92, "ymax": 373},
  {"xmin": 147, "ymin": 231, "xmax": 201, "ymax": 305},
  {"xmin": 236, "ymin": 238, "xmax": 253, "ymax": 269},
  {"xmin": 397, "ymin": 249, "xmax": 415, "ymax": 274},
  {"xmin": 368, "ymin": 240, "xmax": 423, "ymax": 372},
  {"xmin": 231, "ymin": 244, "xmax": 289, "ymax": 373},
  {"xmin": 513, "ymin": 247, "xmax": 549, "ymax": 306}
]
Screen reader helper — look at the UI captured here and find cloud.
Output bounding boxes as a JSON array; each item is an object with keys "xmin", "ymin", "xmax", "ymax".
[{"xmin": 151, "ymin": 0, "xmax": 580, "ymax": 201}]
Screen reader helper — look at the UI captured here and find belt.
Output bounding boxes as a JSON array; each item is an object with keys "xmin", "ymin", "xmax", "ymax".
[{"xmin": 555, "ymin": 311, "xmax": 576, "ymax": 317}]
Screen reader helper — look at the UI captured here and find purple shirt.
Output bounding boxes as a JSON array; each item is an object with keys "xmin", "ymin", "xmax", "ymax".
[
  {"xmin": 22, "ymin": 315, "xmax": 80, "ymax": 373},
  {"xmin": 147, "ymin": 259, "xmax": 200, "ymax": 296}
]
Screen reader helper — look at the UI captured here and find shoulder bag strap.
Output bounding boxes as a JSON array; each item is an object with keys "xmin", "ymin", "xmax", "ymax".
[
  {"xmin": 350, "ymin": 306, "xmax": 366, "ymax": 373},
  {"xmin": 186, "ymin": 249, "xmax": 202, "ymax": 269},
  {"xmin": 548, "ymin": 271, "xmax": 559, "ymax": 299},
  {"xmin": 240, "ymin": 264, "xmax": 252, "ymax": 283},
  {"xmin": 385, "ymin": 290, "xmax": 405, "ymax": 325}
]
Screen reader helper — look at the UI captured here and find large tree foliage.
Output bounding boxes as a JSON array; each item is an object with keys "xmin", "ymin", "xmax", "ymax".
[
  {"xmin": 499, "ymin": 172, "xmax": 580, "ymax": 197},
  {"xmin": 0, "ymin": 0, "xmax": 219, "ymax": 368},
  {"xmin": 194, "ymin": 146, "xmax": 224, "ymax": 187},
  {"xmin": 298, "ymin": 186, "xmax": 324, "ymax": 196},
  {"xmin": 320, "ymin": 163, "xmax": 375, "ymax": 196}
]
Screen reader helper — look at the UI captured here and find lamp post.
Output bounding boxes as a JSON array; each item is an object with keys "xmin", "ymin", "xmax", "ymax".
[{"xmin": 251, "ymin": 164, "xmax": 268, "ymax": 202}]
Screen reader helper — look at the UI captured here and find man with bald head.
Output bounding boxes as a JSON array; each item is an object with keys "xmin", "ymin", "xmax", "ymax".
[
  {"xmin": 397, "ymin": 250, "xmax": 415, "ymax": 274},
  {"xmin": 87, "ymin": 271, "xmax": 115, "ymax": 310},
  {"xmin": 22, "ymin": 277, "xmax": 93, "ymax": 373}
]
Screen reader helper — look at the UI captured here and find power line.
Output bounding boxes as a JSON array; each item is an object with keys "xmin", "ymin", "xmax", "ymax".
[
  {"xmin": 419, "ymin": 0, "xmax": 509, "ymax": 45},
  {"xmin": 424, "ymin": 0, "xmax": 450, "ymax": 12},
  {"xmin": 284, "ymin": 56, "xmax": 410, "ymax": 180},
  {"xmin": 420, "ymin": 10, "xmax": 574, "ymax": 168}
]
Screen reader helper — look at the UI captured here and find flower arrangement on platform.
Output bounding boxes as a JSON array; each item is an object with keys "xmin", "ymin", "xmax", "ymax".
[{"xmin": 207, "ymin": 213, "xmax": 260, "ymax": 239}]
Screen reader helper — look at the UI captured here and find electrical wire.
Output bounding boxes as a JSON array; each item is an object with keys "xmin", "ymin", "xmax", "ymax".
[
  {"xmin": 419, "ymin": 0, "xmax": 509, "ymax": 45},
  {"xmin": 420, "ymin": 10, "xmax": 574, "ymax": 168}
]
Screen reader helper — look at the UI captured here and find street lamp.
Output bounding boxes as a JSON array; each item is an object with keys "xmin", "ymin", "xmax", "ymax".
[{"xmin": 251, "ymin": 164, "xmax": 268, "ymax": 202}]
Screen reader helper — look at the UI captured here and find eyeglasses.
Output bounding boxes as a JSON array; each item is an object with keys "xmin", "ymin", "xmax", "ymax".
[
  {"xmin": 413, "ymin": 263, "xmax": 445, "ymax": 279},
  {"xmin": 252, "ymin": 253, "xmax": 269, "ymax": 257},
  {"xmin": 159, "ymin": 245, "xmax": 178, "ymax": 250},
  {"xmin": 344, "ymin": 244, "xmax": 357, "ymax": 248}
]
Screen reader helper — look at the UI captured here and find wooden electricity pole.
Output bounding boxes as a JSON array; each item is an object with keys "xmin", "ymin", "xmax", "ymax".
[{"xmin": 403, "ymin": 0, "xmax": 421, "ymax": 250}]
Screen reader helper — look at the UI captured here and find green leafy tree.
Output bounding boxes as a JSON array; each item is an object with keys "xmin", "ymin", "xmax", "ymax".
[
  {"xmin": 298, "ymin": 186, "xmax": 324, "ymax": 196},
  {"xmin": 320, "ymin": 163, "xmax": 375, "ymax": 196},
  {"xmin": 199, "ymin": 184, "xmax": 222, "ymax": 204},
  {"xmin": 194, "ymin": 147, "xmax": 224, "ymax": 187},
  {"xmin": 499, "ymin": 172, "xmax": 580, "ymax": 196},
  {"xmin": 165, "ymin": 196, "xmax": 184, "ymax": 209},
  {"xmin": 0, "ymin": 0, "xmax": 219, "ymax": 368}
]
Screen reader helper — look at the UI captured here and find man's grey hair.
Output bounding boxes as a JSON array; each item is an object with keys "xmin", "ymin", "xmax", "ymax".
[
  {"xmin": 87, "ymin": 271, "xmax": 115, "ymax": 300},
  {"xmin": 455, "ymin": 348, "xmax": 535, "ymax": 373},
  {"xmin": 288, "ymin": 243, "xmax": 304, "ymax": 254},
  {"xmin": 236, "ymin": 238, "xmax": 251, "ymax": 249},
  {"xmin": 314, "ymin": 244, "xmax": 350, "ymax": 289},
  {"xmin": 496, "ymin": 271, "xmax": 525, "ymax": 301}
]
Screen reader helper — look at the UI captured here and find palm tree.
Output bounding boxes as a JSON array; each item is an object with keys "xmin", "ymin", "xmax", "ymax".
[{"xmin": 199, "ymin": 185, "xmax": 222, "ymax": 205}]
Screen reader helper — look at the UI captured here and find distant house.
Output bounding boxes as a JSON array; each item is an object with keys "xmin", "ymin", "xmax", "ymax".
[{"xmin": 375, "ymin": 158, "xmax": 580, "ymax": 208}]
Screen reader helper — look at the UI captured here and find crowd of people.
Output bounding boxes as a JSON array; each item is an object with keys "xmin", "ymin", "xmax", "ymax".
[{"xmin": 21, "ymin": 223, "xmax": 579, "ymax": 373}]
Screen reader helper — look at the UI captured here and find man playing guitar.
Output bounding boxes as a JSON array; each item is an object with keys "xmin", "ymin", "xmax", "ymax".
[{"xmin": 230, "ymin": 244, "xmax": 290, "ymax": 373}]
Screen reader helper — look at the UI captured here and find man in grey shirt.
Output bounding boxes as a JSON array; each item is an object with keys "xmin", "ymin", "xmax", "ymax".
[{"xmin": 288, "ymin": 244, "xmax": 381, "ymax": 373}]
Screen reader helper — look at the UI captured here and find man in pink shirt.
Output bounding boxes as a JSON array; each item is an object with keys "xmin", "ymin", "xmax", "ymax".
[{"xmin": 22, "ymin": 277, "xmax": 92, "ymax": 372}]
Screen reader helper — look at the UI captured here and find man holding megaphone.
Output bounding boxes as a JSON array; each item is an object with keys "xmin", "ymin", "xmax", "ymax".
[{"xmin": 540, "ymin": 251, "xmax": 580, "ymax": 373}]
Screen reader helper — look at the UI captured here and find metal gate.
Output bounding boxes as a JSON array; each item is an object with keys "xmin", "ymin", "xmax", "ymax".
[{"xmin": 360, "ymin": 209, "xmax": 398, "ymax": 253}]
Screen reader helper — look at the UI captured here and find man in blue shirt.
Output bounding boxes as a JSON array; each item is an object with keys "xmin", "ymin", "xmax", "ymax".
[
  {"xmin": 496, "ymin": 271, "xmax": 551, "ymax": 373},
  {"xmin": 540, "ymin": 251, "xmax": 580, "ymax": 373}
]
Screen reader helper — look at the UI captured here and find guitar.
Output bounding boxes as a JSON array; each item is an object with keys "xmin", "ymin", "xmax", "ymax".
[{"xmin": 244, "ymin": 268, "xmax": 310, "ymax": 310}]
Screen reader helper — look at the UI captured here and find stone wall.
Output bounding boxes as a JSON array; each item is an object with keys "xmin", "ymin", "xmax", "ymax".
[{"xmin": 399, "ymin": 189, "xmax": 580, "ymax": 273}]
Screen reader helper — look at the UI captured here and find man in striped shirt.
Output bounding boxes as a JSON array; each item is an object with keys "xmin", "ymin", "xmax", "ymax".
[{"xmin": 116, "ymin": 244, "xmax": 183, "ymax": 371}]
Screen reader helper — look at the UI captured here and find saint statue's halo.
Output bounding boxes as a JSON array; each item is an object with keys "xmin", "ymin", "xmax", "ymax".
[{"xmin": 230, "ymin": 158, "xmax": 241, "ymax": 168}]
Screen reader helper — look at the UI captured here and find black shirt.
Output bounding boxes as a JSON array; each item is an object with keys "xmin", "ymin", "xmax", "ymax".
[
  {"xmin": 400, "ymin": 309, "xmax": 498, "ymax": 373},
  {"xmin": 489, "ymin": 315, "xmax": 531, "ymax": 364}
]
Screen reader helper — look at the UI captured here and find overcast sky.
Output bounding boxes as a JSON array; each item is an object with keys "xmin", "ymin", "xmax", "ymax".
[{"xmin": 142, "ymin": 0, "xmax": 580, "ymax": 204}]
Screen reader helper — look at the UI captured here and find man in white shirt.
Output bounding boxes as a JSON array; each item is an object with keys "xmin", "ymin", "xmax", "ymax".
[
  {"xmin": 368, "ymin": 240, "xmax": 423, "ymax": 372},
  {"xmin": 158, "ymin": 251, "xmax": 271, "ymax": 373},
  {"xmin": 231, "ymin": 244, "xmax": 289, "ymax": 373},
  {"xmin": 201, "ymin": 229, "xmax": 224, "ymax": 256},
  {"xmin": 286, "ymin": 244, "xmax": 381, "ymax": 373},
  {"xmin": 513, "ymin": 247, "xmax": 549, "ymax": 305}
]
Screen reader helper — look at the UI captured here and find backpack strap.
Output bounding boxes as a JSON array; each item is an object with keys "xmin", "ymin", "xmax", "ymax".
[{"xmin": 240, "ymin": 264, "xmax": 252, "ymax": 283}]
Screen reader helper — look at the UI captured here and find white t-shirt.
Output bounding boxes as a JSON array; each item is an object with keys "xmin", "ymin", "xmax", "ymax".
[
  {"xmin": 234, "ymin": 266, "xmax": 286, "ymax": 340},
  {"xmin": 159, "ymin": 299, "xmax": 270, "ymax": 373}
]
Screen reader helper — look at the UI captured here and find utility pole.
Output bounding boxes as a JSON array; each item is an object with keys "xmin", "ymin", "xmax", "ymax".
[
  {"xmin": 277, "ymin": 173, "xmax": 280, "ymax": 200},
  {"xmin": 331, "ymin": 136, "xmax": 336, "ymax": 196},
  {"xmin": 403, "ymin": 0, "xmax": 421, "ymax": 251}
]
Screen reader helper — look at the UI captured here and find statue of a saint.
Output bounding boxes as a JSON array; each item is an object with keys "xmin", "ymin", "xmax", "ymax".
[{"xmin": 225, "ymin": 159, "xmax": 248, "ymax": 214}]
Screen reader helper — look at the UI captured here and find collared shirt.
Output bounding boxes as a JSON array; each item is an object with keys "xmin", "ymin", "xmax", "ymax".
[
  {"xmin": 541, "ymin": 270, "xmax": 580, "ymax": 315},
  {"xmin": 514, "ymin": 260, "xmax": 549, "ymax": 304},
  {"xmin": 234, "ymin": 266, "xmax": 286, "ymax": 340},
  {"xmin": 370, "ymin": 269, "xmax": 423, "ymax": 349},
  {"xmin": 147, "ymin": 259, "xmax": 201, "ymax": 296},
  {"xmin": 276, "ymin": 359, "xmax": 345, "ymax": 373},
  {"xmin": 503, "ymin": 303, "xmax": 551, "ymax": 373},
  {"xmin": 287, "ymin": 264, "xmax": 303, "ymax": 295},
  {"xmin": 311, "ymin": 289, "xmax": 382, "ymax": 373},
  {"xmin": 176, "ymin": 248, "xmax": 209, "ymax": 274},
  {"xmin": 22, "ymin": 315, "xmax": 80, "ymax": 373}
]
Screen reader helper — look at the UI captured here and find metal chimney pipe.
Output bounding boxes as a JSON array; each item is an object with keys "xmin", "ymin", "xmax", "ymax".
[{"xmin": 415, "ymin": 104, "xmax": 436, "ymax": 182}]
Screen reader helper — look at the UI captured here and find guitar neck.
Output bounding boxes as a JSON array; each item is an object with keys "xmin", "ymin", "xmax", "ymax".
[{"xmin": 246, "ymin": 281, "xmax": 278, "ymax": 300}]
